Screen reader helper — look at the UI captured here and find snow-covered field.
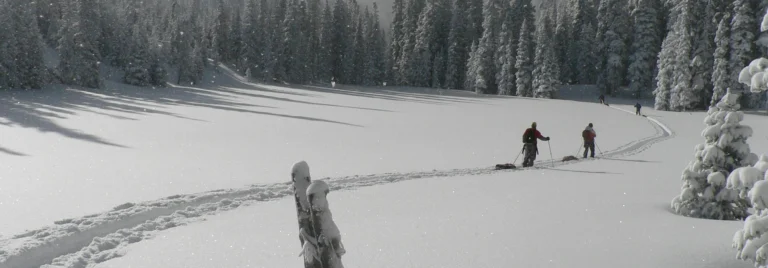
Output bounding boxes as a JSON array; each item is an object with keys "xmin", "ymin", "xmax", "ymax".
[{"xmin": 2, "ymin": 67, "xmax": 768, "ymax": 267}]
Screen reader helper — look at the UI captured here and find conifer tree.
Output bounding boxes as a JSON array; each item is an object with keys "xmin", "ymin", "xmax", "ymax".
[
  {"xmin": 711, "ymin": 14, "xmax": 732, "ymax": 107},
  {"xmin": 627, "ymin": 0, "xmax": 661, "ymax": 99}
]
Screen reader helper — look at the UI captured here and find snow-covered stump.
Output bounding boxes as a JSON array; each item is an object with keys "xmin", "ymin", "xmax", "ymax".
[
  {"xmin": 291, "ymin": 161, "xmax": 313, "ymax": 248},
  {"xmin": 670, "ymin": 90, "xmax": 755, "ymax": 220},
  {"xmin": 301, "ymin": 180, "xmax": 345, "ymax": 268}
]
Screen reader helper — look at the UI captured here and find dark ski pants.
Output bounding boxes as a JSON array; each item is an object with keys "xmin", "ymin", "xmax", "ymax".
[
  {"xmin": 523, "ymin": 143, "xmax": 537, "ymax": 167},
  {"xmin": 636, "ymin": 108, "xmax": 641, "ymax": 115},
  {"xmin": 584, "ymin": 141, "xmax": 595, "ymax": 158}
]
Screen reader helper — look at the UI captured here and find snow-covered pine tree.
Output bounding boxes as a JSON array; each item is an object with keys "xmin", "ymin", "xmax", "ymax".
[
  {"xmin": 148, "ymin": 49, "xmax": 168, "ymax": 87},
  {"xmin": 344, "ymin": 1, "xmax": 362, "ymax": 85},
  {"xmin": 467, "ymin": 0, "xmax": 484, "ymax": 44},
  {"xmin": 444, "ymin": 0, "xmax": 470, "ymax": 89},
  {"xmin": 532, "ymin": 16, "xmax": 560, "ymax": 99},
  {"xmin": 230, "ymin": 10, "xmax": 245, "ymax": 72},
  {"xmin": 595, "ymin": 0, "xmax": 628, "ymax": 95},
  {"xmin": 688, "ymin": 0, "xmax": 716, "ymax": 110},
  {"xmin": 319, "ymin": 0, "xmax": 334, "ymax": 82},
  {"xmin": 730, "ymin": 0, "xmax": 759, "ymax": 108},
  {"xmin": 410, "ymin": 0, "xmax": 444, "ymax": 87},
  {"xmin": 306, "ymin": 0, "xmax": 322, "ymax": 82},
  {"xmin": 431, "ymin": 48, "xmax": 446, "ymax": 88},
  {"xmin": 730, "ymin": 11, "xmax": 768, "ymax": 263},
  {"xmin": 495, "ymin": 17, "xmax": 514, "ymax": 93},
  {"xmin": 671, "ymin": 89, "xmax": 755, "ymax": 220},
  {"xmin": 575, "ymin": 22, "xmax": 597, "ymax": 85},
  {"xmin": 388, "ymin": 0, "xmax": 406, "ymax": 83},
  {"xmin": 494, "ymin": 2, "xmax": 514, "ymax": 79},
  {"xmin": 279, "ymin": 0, "xmax": 307, "ymax": 83},
  {"xmin": 259, "ymin": 0, "xmax": 275, "ymax": 82},
  {"xmin": 0, "ymin": 0, "xmax": 16, "ymax": 89},
  {"xmin": 123, "ymin": 23, "xmax": 151, "ymax": 87},
  {"xmin": 568, "ymin": 0, "xmax": 597, "ymax": 84},
  {"xmin": 497, "ymin": 37, "xmax": 515, "ymax": 95},
  {"xmin": 515, "ymin": 18, "xmax": 534, "ymax": 97},
  {"xmin": 654, "ymin": 24, "xmax": 675, "ymax": 110},
  {"xmin": 58, "ymin": 0, "xmax": 102, "ymax": 89},
  {"xmin": 554, "ymin": 13, "xmax": 572, "ymax": 84},
  {"xmin": 243, "ymin": 0, "xmax": 262, "ymax": 80},
  {"xmin": 472, "ymin": 0, "xmax": 502, "ymax": 94},
  {"xmin": 730, "ymin": 156, "xmax": 768, "ymax": 266},
  {"xmin": 331, "ymin": 0, "xmax": 349, "ymax": 83},
  {"xmin": 712, "ymin": 14, "xmax": 732, "ymax": 107},
  {"xmin": 668, "ymin": 0, "xmax": 696, "ymax": 111},
  {"xmin": 464, "ymin": 41, "xmax": 479, "ymax": 91},
  {"xmin": 352, "ymin": 13, "xmax": 366, "ymax": 85},
  {"xmin": 10, "ymin": 0, "xmax": 46, "ymax": 89},
  {"xmin": 396, "ymin": 0, "xmax": 426, "ymax": 85},
  {"xmin": 371, "ymin": 7, "xmax": 387, "ymax": 86},
  {"xmin": 627, "ymin": 0, "xmax": 661, "ymax": 99}
]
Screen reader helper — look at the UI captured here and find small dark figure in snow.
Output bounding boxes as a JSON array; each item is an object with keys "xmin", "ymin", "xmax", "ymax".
[
  {"xmin": 582, "ymin": 123, "xmax": 597, "ymax": 158},
  {"xmin": 635, "ymin": 103, "xmax": 642, "ymax": 116},
  {"xmin": 522, "ymin": 122, "xmax": 550, "ymax": 167},
  {"xmin": 598, "ymin": 94, "xmax": 605, "ymax": 104}
]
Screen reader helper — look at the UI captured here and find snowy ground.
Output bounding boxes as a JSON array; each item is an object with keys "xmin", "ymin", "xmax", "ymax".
[{"xmin": 2, "ymin": 67, "xmax": 768, "ymax": 267}]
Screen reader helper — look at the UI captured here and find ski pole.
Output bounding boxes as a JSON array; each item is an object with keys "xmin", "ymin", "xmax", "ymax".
[
  {"xmin": 548, "ymin": 140, "xmax": 555, "ymax": 167},
  {"xmin": 576, "ymin": 142, "xmax": 583, "ymax": 156},
  {"xmin": 595, "ymin": 142, "xmax": 604, "ymax": 155},
  {"xmin": 512, "ymin": 146, "xmax": 524, "ymax": 165}
]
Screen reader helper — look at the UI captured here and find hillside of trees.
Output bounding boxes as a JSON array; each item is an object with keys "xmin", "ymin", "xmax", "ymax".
[{"xmin": 0, "ymin": 0, "xmax": 766, "ymax": 111}]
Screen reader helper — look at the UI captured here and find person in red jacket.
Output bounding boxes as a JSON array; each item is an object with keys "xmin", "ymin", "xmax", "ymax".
[
  {"xmin": 522, "ymin": 122, "xmax": 550, "ymax": 167},
  {"xmin": 582, "ymin": 123, "xmax": 597, "ymax": 158}
]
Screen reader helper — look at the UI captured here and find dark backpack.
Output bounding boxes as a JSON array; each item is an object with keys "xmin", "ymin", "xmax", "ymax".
[
  {"xmin": 582, "ymin": 129, "xmax": 591, "ymax": 141},
  {"xmin": 523, "ymin": 129, "xmax": 536, "ymax": 143}
]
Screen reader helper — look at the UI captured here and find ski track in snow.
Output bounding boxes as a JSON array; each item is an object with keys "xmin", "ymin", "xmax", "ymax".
[{"xmin": 0, "ymin": 106, "xmax": 673, "ymax": 268}]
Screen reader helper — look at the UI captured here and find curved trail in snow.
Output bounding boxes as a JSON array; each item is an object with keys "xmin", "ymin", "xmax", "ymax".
[{"xmin": 0, "ymin": 106, "xmax": 673, "ymax": 268}]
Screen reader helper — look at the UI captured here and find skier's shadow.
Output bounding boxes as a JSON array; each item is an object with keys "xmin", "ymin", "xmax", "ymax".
[{"xmin": 542, "ymin": 167, "xmax": 622, "ymax": 175}]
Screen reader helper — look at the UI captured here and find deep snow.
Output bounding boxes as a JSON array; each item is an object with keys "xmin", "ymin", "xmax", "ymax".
[
  {"xmin": 90, "ymin": 100, "xmax": 768, "ymax": 268},
  {"xmin": 2, "ymin": 66, "xmax": 768, "ymax": 267},
  {"xmin": 0, "ymin": 67, "xmax": 653, "ymax": 236}
]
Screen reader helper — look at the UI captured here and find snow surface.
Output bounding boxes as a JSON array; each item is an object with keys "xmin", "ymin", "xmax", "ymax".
[
  {"xmin": 0, "ymin": 68, "xmax": 655, "ymax": 236},
  {"xmin": 3, "ymin": 70, "xmax": 768, "ymax": 267},
  {"xmin": 92, "ymin": 113, "xmax": 760, "ymax": 268}
]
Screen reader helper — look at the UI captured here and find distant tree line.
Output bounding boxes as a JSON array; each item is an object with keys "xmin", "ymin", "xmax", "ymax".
[{"xmin": 1, "ymin": 0, "xmax": 766, "ymax": 110}]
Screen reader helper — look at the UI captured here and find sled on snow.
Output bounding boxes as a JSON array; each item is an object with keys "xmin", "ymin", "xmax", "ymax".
[{"xmin": 495, "ymin": 163, "xmax": 517, "ymax": 170}]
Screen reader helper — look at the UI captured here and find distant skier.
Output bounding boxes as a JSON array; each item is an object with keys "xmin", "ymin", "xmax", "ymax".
[
  {"xmin": 635, "ymin": 103, "xmax": 642, "ymax": 116},
  {"xmin": 331, "ymin": 77, "xmax": 336, "ymax": 88},
  {"xmin": 582, "ymin": 123, "xmax": 597, "ymax": 158},
  {"xmin": 522, "ymin": 122, "xmax": 550, "ymax": 167},
  {"xmin": 598, "ymin": 94, "xmax": 605, "ymax": 105}
]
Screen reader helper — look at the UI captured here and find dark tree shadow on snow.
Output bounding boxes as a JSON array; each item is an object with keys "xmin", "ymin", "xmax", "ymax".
[
  {"xmin": 0, "ymin": 74, "xmax": 364, "ymax": 149},
  {"xmin": 0, "ymin": 144, "xmax": 28, "ymax": 156},
  {"xmin": 209, "ymin": 68, "xmax": 544, "ymax": 105}
]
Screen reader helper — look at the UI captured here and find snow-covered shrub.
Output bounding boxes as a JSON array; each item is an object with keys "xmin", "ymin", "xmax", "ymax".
[{"xmin": 671, "ymin": 90, "xmax": 754, "ymax": 220}]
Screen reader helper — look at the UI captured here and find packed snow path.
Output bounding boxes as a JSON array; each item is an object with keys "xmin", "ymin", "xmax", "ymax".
[{"xmin": 0, "ymin": 109, "xmax": 672, "ymax": 268}]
